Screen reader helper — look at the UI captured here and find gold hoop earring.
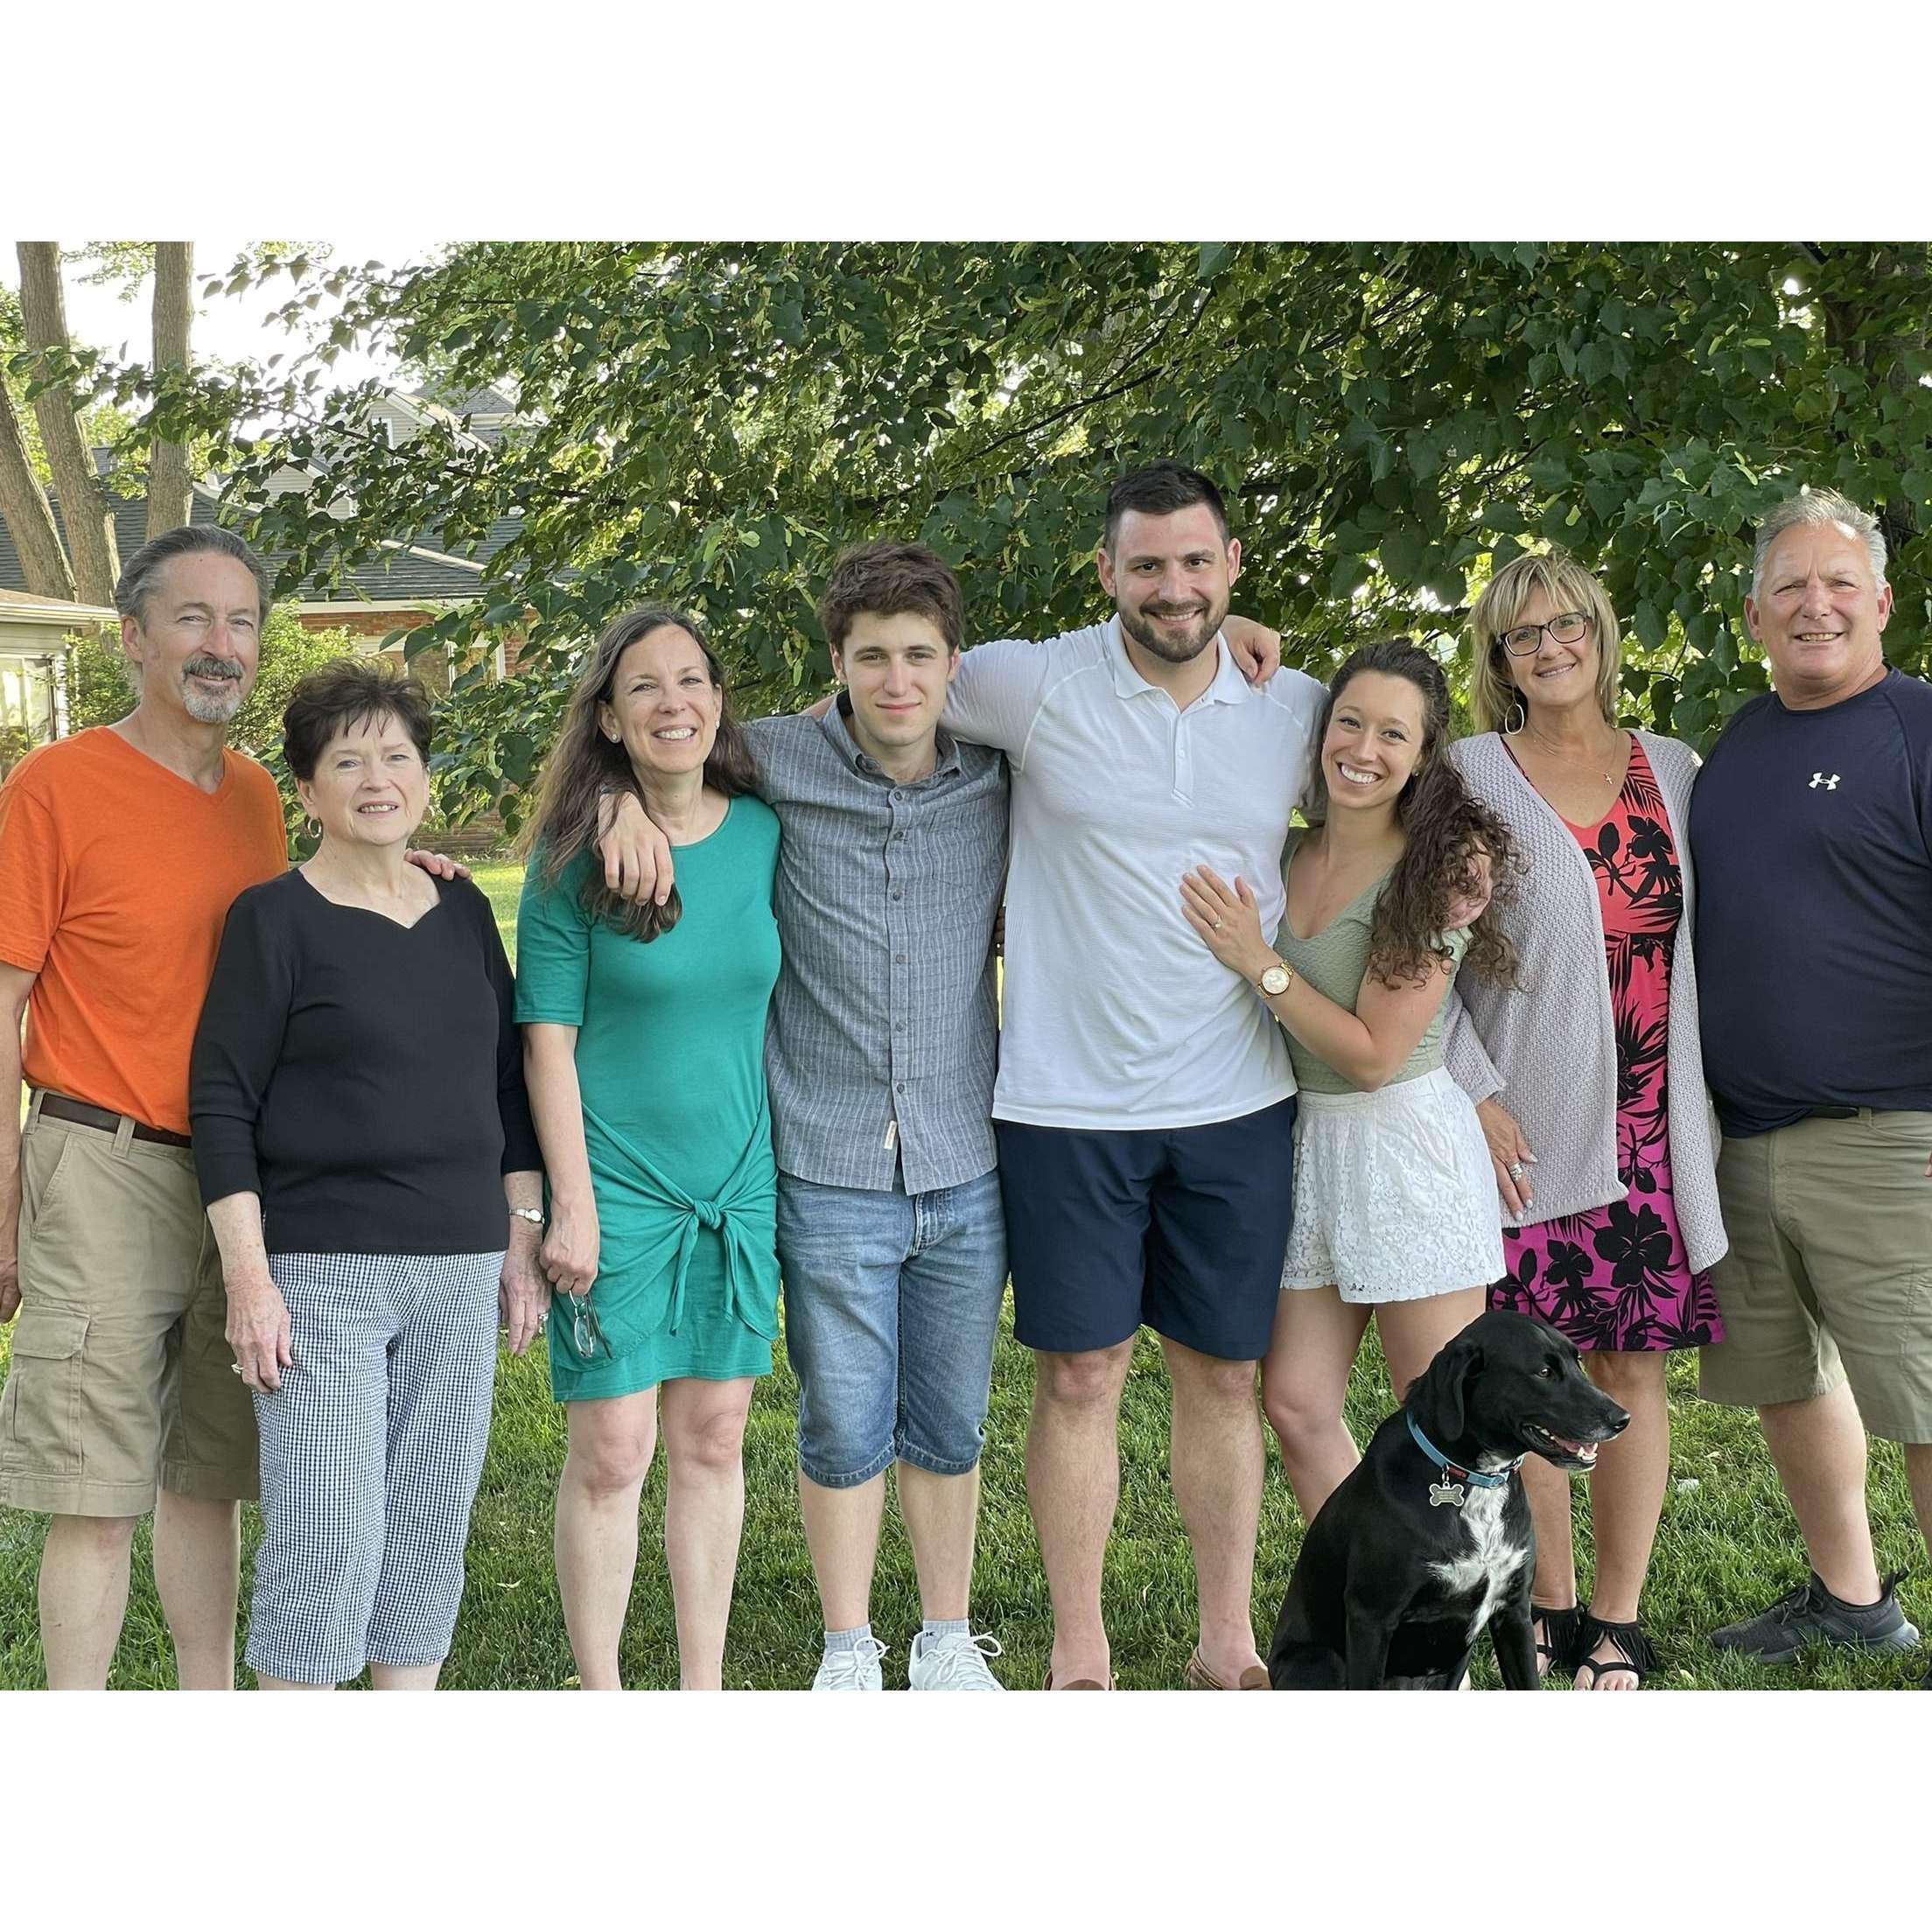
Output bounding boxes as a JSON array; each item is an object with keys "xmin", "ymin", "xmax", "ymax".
[{"xmin": 304, "ymin": 816, "xmax": 322, "ymax": 837}]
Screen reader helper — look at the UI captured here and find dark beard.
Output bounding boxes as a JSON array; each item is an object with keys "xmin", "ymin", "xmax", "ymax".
[{"xmin": 1117, "ymin": 597, "xmax": 1228, "ymax": 664}]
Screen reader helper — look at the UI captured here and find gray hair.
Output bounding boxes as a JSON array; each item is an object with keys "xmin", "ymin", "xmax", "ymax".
[
  {"xmin": 115, "ymin": 524, "xmax": 274, "ymax": 628},
  {"xmin": 1751, "ymin": 488, "xmax": 1887, "ymax": 598}
]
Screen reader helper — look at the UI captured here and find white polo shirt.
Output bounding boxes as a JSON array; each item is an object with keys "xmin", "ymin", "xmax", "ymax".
[{"xmin": 947, "ymin": 616, "xmax": 1326, "ymax": 1131}]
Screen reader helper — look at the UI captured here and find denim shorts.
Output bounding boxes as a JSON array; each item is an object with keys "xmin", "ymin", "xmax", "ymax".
[{"xmin": 777, "ymin": 1167, "xmax": 1007, "ymax": 1488}]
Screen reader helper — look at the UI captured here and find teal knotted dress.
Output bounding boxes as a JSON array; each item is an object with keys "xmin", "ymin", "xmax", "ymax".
[{"xmin": 514, "ymin": 799, "xmax": 782, "ymax": 1399}]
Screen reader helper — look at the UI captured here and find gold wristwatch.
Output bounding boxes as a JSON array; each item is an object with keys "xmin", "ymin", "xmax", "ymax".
[{"xmin": 1256, "ymin": 957, "xmax": 1294, "ymax": 998}]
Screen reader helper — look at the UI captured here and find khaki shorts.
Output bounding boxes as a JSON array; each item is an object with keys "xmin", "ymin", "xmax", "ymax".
[
  {"xmin": 1699, "ymin": 1110, "xmax": 1932, "ymax": 1443},
  {"xmin": 0, "ymin": 1102, "xmax": 258, "ymax": 1516}
]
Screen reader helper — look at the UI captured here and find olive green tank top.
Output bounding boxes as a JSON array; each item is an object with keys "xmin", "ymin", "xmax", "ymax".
[{"xmin": 1274, "ymin": 828, "xmax": 1467, "ymax": 1095}]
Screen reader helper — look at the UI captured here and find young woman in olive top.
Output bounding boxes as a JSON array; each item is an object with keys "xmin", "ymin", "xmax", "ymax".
[{"xmin": 1182, "ymin": 637, "xmax": 1519, "ymax": 1527}]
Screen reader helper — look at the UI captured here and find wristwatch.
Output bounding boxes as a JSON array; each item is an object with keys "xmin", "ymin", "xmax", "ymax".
[
  {"xmin": 1256, "ymin": 957, "xmax": 1294, "ymax": 998},
  {"xmin": 510, "ymin": 1207, "xmax": 545, "ymax": 1227}
]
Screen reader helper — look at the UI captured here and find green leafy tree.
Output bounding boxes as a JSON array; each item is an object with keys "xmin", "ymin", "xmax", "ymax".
[
  {"xmin": 2, "ymin": 242, "xmax": 292, "ymax": 592},
  {"xmin": 0, "ymin": 285, "xmax": 138, "ymax": 495},
  {"xmin": 111, "ymin": 242, "xmax": 1932, "ymax": 823}
]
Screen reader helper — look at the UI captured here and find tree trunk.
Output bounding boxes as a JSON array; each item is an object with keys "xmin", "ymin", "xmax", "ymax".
[
  {"xmin": 146, "ymin": 242, "xmax": 194, "ymax": 541},
  {"xmin": 16, "ymin": 242, "xmax": 121, "ymax": 605},
  {"xmin": 1806, "ymin": 243, "xmax": 1928, "ymax": 568},
  {"xmin": 0, "ymin": 378, "xmax": 80, "ymax": 599}
]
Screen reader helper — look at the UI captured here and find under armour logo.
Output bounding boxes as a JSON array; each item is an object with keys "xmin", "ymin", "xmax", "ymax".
[{"xmin": 1810, "ymin": 773, "xmax": 1841, "ymax": 790}]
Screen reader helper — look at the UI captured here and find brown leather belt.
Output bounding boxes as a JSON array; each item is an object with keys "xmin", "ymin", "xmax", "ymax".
[{"xmin": 34, "ymin": 1090, "xmax": 193, "ymax": 1151}]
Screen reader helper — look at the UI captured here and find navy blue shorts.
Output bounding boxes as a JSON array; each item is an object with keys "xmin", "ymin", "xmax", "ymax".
[{"xmin": 995, "ymin": 1097, "xmax": 1298, "ymax": 1362}]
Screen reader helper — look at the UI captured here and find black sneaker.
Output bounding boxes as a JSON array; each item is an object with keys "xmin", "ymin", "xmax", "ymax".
[{"xmin": 1710, "ymin": 1570, "xmax": 1919, "ymax": 1664}]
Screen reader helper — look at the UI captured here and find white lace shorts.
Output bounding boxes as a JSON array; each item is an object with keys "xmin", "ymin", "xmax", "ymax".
[{"xmin": 1281, "ymin": 1067, "xmax": 1504, "ymax": 1306}]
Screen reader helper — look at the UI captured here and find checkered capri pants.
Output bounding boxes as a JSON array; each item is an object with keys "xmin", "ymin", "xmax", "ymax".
[{"xmin": 248, "ymin": 1251, "xmax": 501, "ymax": 1685}]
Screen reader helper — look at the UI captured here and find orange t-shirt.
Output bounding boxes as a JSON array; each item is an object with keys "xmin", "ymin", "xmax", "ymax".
[{"xmin": 0, "ymin": 728, "xmax": 287, "ymax": 1134}]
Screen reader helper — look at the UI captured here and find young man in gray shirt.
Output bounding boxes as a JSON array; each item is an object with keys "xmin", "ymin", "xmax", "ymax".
[{"xmin": 603, "ymin": 542, "xmax": 1012, "ymax": 1688}]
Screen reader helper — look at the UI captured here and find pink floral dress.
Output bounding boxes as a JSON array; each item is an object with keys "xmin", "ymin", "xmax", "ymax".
[{"xmin": 1488, "ymin": 738, "xmax": 1725, "ymax": 1352}]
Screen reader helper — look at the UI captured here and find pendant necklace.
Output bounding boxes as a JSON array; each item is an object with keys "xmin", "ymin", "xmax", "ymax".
[{"xmin": 1523, "ymin": 727, "xmax": 1622, "ymax": 788}]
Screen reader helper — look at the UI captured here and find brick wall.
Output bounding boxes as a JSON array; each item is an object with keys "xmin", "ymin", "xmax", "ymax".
[
  {"xmin": 295, "ymin": 609, "xmax": 452, "ymax": 693},
  {"xmin": 295, "ymin": 608, "xmax": 438, "ymax": 640}
]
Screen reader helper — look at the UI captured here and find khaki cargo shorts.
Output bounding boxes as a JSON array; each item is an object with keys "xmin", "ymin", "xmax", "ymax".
[
  {"xmin": 1699, "ymin": 1109, "xmax": 1932, "ymax": 1444},
  {"xmin": 0, "ymin": 1101, "xmax": 259, "ymax": 1516}
]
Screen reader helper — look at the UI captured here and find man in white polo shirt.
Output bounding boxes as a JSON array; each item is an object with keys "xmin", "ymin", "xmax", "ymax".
[{"xmin": 946, "ymin": 462, "xmax": 1325, "ymax": 1690}]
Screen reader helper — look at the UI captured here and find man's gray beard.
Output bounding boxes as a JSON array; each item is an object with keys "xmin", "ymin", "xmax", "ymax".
[
  {"xmin": 1117, "ymin": 601, "xmax": 1228, "ymax": 664},
  {"xmin": 183, "ymin": 681, "xmax": 242, "ymax": 724}
]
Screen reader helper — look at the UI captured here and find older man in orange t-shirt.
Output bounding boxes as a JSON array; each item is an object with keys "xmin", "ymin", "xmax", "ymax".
[{"xmin": 0, "ymin": 525, "xmax": 463, "ymax": 1690}]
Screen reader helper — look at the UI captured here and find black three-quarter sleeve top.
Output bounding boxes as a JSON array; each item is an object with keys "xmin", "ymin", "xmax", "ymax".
[{"xmin": 190, "ymin": 869, "xmax": 543, "ymax": 1256}]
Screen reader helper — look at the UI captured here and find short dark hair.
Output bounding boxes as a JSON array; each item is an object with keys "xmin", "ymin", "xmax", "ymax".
[
  {"xmin": 817, "ymin": 540, "xmax": 964, "ymax": 655},
  {"xmin": 115, "ymin": 524, "xmax": 274, "ymax": 628},
  {"xmin": 282, "ymin": 660, "xmax": 434, "ymax": 781},
  {"xmin": 1103, "ymin": 462, "xmax": 1230, "ymax": 554}
]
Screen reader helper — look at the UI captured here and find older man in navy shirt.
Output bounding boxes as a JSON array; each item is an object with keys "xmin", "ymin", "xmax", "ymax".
[{"xmin": 1690, "ymin": 487, "xmax": 1930, "ymax": 1679}]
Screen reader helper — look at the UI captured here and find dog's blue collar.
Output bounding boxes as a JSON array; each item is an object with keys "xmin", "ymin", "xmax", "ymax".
[{"xmin": 1406, "ymin": 1413, "xmax": 1522, "ymax": 1488}]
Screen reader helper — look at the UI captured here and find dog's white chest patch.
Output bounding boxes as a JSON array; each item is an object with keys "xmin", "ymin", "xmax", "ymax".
[{"xmin": 1428, "ymin": 1484, "xmax": 1527, "ymax": 1634}]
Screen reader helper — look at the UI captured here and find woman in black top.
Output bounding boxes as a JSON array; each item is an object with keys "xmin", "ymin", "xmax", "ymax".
[{"xmin": 190, "ymin": 663, "xmax": 546, "ymax": 1690}]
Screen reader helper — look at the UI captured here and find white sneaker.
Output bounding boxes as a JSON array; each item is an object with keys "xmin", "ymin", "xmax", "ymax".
[
  {"xmin": 812, "ymin": 1636, "xmax": 887, "ymax": 1690},
  {"xmin": 907, "ymin": 1629, "xmax": 1005, "ymax": 1691}
]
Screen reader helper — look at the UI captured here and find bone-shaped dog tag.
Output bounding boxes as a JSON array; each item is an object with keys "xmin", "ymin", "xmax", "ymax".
[{"xmin": 1429, "ymin": 1478, "xmax": 1466, "ymax": 1509}]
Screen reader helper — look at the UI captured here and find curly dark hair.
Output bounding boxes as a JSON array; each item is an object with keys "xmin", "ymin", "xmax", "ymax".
[
  {"xmin": 517, "ymin": 603, "xmax": 759, "ymax": 943},
  {"xmin": 1309, "ymin": 637, "xmax": 1519, "ymax": 990}
]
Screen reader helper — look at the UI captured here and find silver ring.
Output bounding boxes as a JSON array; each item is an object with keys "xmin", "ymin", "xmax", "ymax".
[
  {"xmin": 230, "ymin": 1363, "xmax": 243, "ymax": 1376},
  {"xmin": 1506, "ymin": 1162, "xmax": 1525, "ymax": 1180},
  {"xmin": 1213, "ymin": 917, "xmax": 1225, "ymax": 931}
]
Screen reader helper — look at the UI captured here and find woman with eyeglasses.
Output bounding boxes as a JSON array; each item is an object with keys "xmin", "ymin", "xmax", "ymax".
[
  {"xmin": 515, "ymin": 605, "xmax": 780, "ymax": 1690},
  {"xmin": 1443, "ymin": 548, "xmax": 1727, "ymax": 1691}
]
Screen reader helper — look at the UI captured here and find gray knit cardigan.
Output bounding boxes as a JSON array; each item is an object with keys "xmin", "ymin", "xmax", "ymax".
[{"xmin": 1442, "ymin": 730, "xmax": 1728, "ymax": 1274}]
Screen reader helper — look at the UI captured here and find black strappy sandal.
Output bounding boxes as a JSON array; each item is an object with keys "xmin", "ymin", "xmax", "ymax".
[
  {"xmin": 1532, "ymin": 1603, "xmax": 1586, "ymax": 1682},
  {"xmin": 1575, "ymin": 1612, "xmax": 1657, "ymax": 1688}
]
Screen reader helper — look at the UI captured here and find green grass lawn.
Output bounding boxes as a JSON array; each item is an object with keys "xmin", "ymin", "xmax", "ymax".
[{"xmin": 3, "ymin": 862, "xmax": 1924, "ymax": 1689}]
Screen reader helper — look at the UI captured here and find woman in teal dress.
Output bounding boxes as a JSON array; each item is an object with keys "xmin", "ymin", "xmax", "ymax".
[{"xmin": 516, "ymin": 604, "xmax": 780, "ymax": 1690}]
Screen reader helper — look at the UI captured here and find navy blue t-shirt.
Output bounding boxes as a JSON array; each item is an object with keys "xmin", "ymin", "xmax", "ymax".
[{"xmin": 1690, "ymin": 668, "xmax": 1932, "ymax": 1138}]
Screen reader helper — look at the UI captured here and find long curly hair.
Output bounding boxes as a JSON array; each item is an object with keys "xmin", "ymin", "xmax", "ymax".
[
  {"xmin": 1307, "ymin": 637, "xmax": 1519, "ymax": 990},
  {"xmin": 517, "ymin": 603, "xmax": 759, "ymax": 942}
]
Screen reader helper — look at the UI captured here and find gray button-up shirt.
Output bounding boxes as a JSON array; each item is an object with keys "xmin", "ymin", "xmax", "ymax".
[{"xmin": 746, "ymin": 702, "xmax": 1009, "ymax": 1195}]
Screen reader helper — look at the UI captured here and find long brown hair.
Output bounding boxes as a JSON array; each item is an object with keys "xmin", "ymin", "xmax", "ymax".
[
  {"xmin": 1309, "ymin": 637, "xmax": 1519, "ymax": 990},
  {"xmin": 518, "ymin": 604, "xmax": 759, "ymax": 942}
]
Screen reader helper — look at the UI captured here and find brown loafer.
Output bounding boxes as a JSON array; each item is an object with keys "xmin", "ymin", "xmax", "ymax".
[
  {"xmin": 1043, "ymin": 1670, "xmax": 1116, "ymax": 1690},
  {"xmin": 1184, "ymin": 1648, "xmax": 1270, "ymax": 1690}
]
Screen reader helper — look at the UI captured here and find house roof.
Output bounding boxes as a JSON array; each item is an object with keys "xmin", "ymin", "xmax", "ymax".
[
  {"xmin": 0, "ymin": 584, "xmax": 117, "ymax": 628},
  {"xmin": 404, "ymin": 384, "xmax": 519, "ymax": 448},
  {"xmin": 0, "ymin": 477, "xmax": 522, "ymax": 609},
  {"xmin": 410, "ymin": 383, "xmax": 516, "ymax": 418}
]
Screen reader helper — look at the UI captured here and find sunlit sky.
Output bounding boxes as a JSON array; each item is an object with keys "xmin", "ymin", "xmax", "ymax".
[{"xmin": 1, "ymin": 238, "xmax": 440, "ymax": 393}]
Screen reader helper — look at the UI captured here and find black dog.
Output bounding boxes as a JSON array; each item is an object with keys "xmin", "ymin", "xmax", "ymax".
[{"xmin": 1268, "ymin": 1310, "xmax": 1629, "ymax": 1690}]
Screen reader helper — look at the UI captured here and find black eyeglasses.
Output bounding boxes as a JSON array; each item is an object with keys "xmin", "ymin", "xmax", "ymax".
[
  {"xmin": 557, "ymin": 1292, "xmax": 613, "ymax": 1362},
  {"xmin": 1500, "ymin": 611, "xmax": 1592, "ymax": 656}
]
